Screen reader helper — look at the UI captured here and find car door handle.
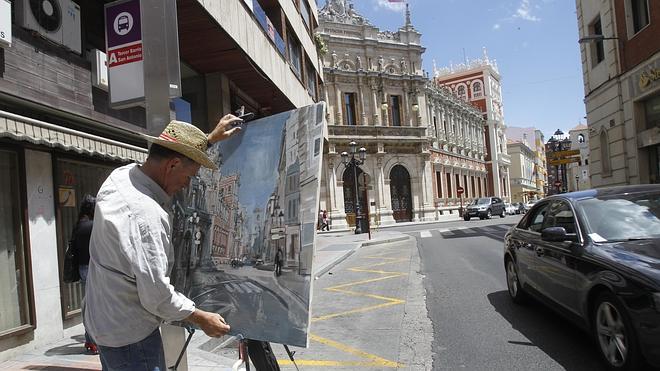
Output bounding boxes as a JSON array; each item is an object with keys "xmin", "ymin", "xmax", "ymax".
[{"xmin": 535, "ymin": 247, "xmax": 544, "ymax": 257}]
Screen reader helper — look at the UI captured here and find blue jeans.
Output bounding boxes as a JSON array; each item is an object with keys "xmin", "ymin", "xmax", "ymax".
[
  {"xmin": 79, "ymin": 264, "xmax": 93, "ymax": 345},
  {"xmin": 98, "ymin": 329, "xmax": 166, "ymax": 371}
]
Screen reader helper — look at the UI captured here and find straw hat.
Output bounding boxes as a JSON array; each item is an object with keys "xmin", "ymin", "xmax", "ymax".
[{"xmin": 143, "ymin": 120, "xmax": 217, "ymax": 170}]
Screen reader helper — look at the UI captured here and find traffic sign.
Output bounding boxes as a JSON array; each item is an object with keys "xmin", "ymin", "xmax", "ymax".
[
  {"xmin": 550, "ymin": 149, "xmax": 580, "ymax": 158},
  {"xmin": 554, "ymin": 181, "xmax": 562, "ymax": 187},
  {"xmin": 549, "ymin": 157, "xmax": 580, "ymax": 166},
  {"xmin": 270, "ymin": 227, "xmax": 285, "ymax": 234},
  {"xmin": 270, "ymin": 234, "xmax": 284, "ymax": 240},
  {"xmin": 457, "ymin": 186, "xmax": 464, "ymax": 195}
]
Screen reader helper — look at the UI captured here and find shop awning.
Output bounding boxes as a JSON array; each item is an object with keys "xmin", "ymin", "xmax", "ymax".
[{"xmin": 0, "ymin": 110, "xmax": 147, "ymax": 162}]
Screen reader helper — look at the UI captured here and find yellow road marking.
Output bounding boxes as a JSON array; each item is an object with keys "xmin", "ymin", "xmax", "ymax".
[{"xmin": 295, "ymin": 252, "xmax": 409, "ymax": 367}]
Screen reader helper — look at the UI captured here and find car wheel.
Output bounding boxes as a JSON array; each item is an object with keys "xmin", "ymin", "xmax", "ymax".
[
  {"xmin": 592, "ymin": 291, "xmax": 642, "ymax": 371},
  {"xmin": 505, "ymin": 258, "xmax": 527, "ymax": 304},
  {"xmin": 486, "ymin": 209, "xmax": 492, "ymax": 219},
  {"xmin": 500, "ymin": 210, "xmax": 505, "ymax": 218},
  {"xmin": 464, "ymin": 215, "xmax": 470, "ymax": 221}
]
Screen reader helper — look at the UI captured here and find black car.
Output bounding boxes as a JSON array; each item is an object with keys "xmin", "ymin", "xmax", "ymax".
[
  {"xmin": 503, "ymin": 185, "xmax": 660, "ymax": 370},
  {"xmin": 464, "ymin": 197, "xmax": 505, "ymax": 221}
]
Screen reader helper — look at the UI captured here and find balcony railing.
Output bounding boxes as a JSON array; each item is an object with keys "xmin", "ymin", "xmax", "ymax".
[
  {"xmin": 328, "ymin": 124, "xmax": 427, "ymax": 141},
  {"xmin": 250, "ymin": 0, "xmax": 286, "ymax": 56}
]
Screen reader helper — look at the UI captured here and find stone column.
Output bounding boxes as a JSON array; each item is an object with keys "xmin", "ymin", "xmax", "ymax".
[
  {"xmin": 328, "ymin": 158, "xmax": 348, "ymax": 230},
  {"xmin": 377, "ymin": 155, "xmax": 395, "ymax": 226},
  {"xmin": 358, "ymin": 78, "xmax": 367, "ymax": 126},
  {"xmin": 371, "ymin": 86, "xmax": 380, "ymax": 125},
  {"xmin": 335, "ymin": 82, "xmax": 343, "ymax": 125}
]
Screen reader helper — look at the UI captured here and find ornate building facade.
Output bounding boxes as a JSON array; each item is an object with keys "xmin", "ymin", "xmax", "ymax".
[
  {"xmin": 318, "ymin": 1, "xmax": 486, "ymax": 229},
  {"xmin": 434, "ymin": 52, "xmax": 512, "ymax": 201}
]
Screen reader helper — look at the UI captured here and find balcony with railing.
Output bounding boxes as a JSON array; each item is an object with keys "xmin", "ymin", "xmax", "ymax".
[{"xmin": 328, "ymin": 124, "xmax": 428, "ymax": 143}]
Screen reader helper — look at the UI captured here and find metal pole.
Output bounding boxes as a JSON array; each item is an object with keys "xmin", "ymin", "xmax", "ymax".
[{"xmin": 353, "ymin": 160, "xmax": 362, "ymax": 234}]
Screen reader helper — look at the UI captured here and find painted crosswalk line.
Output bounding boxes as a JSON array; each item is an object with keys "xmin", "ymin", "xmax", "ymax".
[{"xmin": 420, "ymin": 230, "xmax": 432, "ymax": 238}]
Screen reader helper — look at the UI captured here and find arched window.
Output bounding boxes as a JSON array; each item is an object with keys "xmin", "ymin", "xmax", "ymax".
[
  {"xmin": 456, "ymin": 85, "xmax": 467, "ymax": 100},
  {"xmin": 472, "ymin": 81, "xmax": 483, "ymax": 98},
  {"xmin": 600, "ymin": 130, "xmax": 611, "ymax": 175}
]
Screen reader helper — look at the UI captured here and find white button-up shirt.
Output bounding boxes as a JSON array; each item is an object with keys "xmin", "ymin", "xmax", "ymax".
[{"xmin": 84, "ymin": 164, "xmax": 195, "ymax": 347}]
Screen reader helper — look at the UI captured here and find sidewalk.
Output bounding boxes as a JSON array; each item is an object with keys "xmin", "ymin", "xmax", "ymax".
[{"xmin": 0, "ymin": 229, "xmax": 409, "ymax": 371}]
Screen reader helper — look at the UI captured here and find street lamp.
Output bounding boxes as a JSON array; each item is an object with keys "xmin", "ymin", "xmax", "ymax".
[
  {"xmin": 578, "ymin": 34, "xmax": 619, "ymax": 44},
  {"xmin": 341, "ymin": 141, "xmax": 367, "ymax": 234},
  {"xmin": 575, "ymin": 174, "xmax": 579, "ymax": 192}
]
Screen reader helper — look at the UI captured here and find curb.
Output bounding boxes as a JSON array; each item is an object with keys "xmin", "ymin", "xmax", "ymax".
[
  {"xmin": 314, "ymin": 234, "xmax": 410, "ymax": 278},
  {"xmin": 319, "ymin": 217, "xmax": 462, "ymax": 234},
  {"xmin": 314, "ymin": 249, "xmax": 356, "ymax": 278},
  {"xmin": 361, "ymin": 235, "xmax": 410, "ymax": 246}
]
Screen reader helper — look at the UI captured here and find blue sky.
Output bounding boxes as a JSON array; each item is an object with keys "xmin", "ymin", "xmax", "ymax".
[
  {"xmin": 217, "ymin": 111, "xmax": 290, "ymax": 222},
  {"xmin": 348, "ymin": 0, "xmax": 586, "ymax": 139}
]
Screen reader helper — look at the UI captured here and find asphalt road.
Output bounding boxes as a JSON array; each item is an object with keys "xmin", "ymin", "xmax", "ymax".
[
  {"xmin": 397, "ymin": 215, "xmax": 644, "ymax": 371},
  {"xmin": 274, "ymin": 236, "xmax": 433, "ymax": 370}
]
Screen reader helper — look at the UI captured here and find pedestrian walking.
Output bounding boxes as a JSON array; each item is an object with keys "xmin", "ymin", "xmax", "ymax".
[
  {"xmin": 72, "ymin": 194, "xmax": 97, "ymax": 354},
  {"xmin": 84, "ymin": 115, "xmax": 242, "ymax": 371},
  {"xmin": 321, "ymin": 210, "xmax": 329, "ymax": 231},
  {"xmin": 275, "ymin": 247, "xmax": 283, "ymax": 277}
]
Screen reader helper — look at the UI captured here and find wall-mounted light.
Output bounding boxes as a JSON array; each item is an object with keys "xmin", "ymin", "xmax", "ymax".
[
  {"xmin": 412, "ymin": 103, "xmax": 419, "ymax": 112},
  {"xmin": 381, "ymin": 102, "xmax": 389, "ymax": 110}
]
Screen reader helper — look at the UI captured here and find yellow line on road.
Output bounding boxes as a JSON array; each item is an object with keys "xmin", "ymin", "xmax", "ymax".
[
  {"xmin": 279, "ymin": 334, "xmax": 403, "ymax": 368},
  {"xmin": 298, "ymin": 252, "xmax": 409, "ymax": 367}
]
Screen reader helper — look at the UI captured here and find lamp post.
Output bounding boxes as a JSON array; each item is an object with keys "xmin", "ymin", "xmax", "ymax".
[
  {"xmin": 575, "ymin": 174, "xmax": 579, "ymax": 192},
  {"xmin": 341, "ymin": 141, "xmax": 367, "ymax": 234}
]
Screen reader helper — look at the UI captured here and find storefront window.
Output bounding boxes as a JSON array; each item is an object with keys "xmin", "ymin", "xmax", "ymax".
[
  {"xmin": 645, "ymin": 95, "xmax": 660, "ymax": 129},
  {"xmin": 56, "ymin": 158, "xmax": 115, "ymax": 317},
  {"xmin": 0, "ymin": 149, "xmax": 32, "ymax": 335}
]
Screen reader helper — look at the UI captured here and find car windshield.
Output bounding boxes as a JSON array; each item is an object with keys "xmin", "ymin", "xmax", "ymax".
[
  {"xmin": 577, "ymin": 192, "xmax": 660, "ymax": 241},
  {"xmin": 472, "ymin": 198, "xmax": 490, "ymax": 205}
]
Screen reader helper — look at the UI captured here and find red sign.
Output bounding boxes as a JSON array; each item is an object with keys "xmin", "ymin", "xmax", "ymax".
[
  {"xmin": 554, "ymin": 181, "xmax": 562, "ymax": 187},
  {"xmin": 457, "ymin": 186, "xmax": 464, "ymax": 195},
  {"xmin": 107, "ymin": 42, "xmax": 143, "ymax": 67}
]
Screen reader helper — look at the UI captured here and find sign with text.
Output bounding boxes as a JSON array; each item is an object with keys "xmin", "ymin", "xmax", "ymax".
[
  {"xmin": 549, "ymin": 157, "xmax": 580, "ymax": 166},
  {"xmin": 105, "ymin": 0, "xmax": 145, "ymax": 108},
  {"xmin": 456, "ymin": 186, "xmax": 464, "ymax": 195},
  {"xmin": 0, "ymin": 0, "xmax": 11, "ymax": 48},
  {"xmin": 550, "ymin": 149, "xmax": 580, "ymax": 158}
]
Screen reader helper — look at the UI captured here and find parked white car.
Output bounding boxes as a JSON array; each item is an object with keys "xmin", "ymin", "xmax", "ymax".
[{"xmin": 504, "ymin": 203, "xmax": 517, "ymax": 215}]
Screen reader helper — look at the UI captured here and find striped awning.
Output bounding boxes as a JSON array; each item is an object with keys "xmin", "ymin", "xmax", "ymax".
[{"xmin": 0, "ymin": 110, "xmax": 148, "ymax": 162}]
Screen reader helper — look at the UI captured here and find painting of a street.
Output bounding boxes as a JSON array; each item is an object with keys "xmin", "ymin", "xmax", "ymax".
[{"xmin": 170, "ymin": 103, "xmax": 325, "ymax": 347}]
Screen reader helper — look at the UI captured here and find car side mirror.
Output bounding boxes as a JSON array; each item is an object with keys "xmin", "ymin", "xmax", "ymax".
[{"xmin": 541, "ymin": 227, "xmax": 569, "ymax": 242}]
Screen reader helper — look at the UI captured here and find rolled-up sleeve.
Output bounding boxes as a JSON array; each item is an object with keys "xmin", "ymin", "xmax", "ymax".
[{"xmin": 128, "ymin": 214, "xmax": 195, "ymax": 321}]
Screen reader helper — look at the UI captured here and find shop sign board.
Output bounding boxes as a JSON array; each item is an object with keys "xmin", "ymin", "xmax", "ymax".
[
  {"xmin": 0, "ymin": 0, "xmax": 11, "ymax": 48},
  {"xmin": 105, "ymin": 0, "xmax": 145, "ymax": 108},
  {"xmin": 549, "ymin": 157, "xmax": 580, "ymax": 166}
]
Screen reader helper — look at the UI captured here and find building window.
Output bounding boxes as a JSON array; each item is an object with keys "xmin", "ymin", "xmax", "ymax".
[
  {"xmin": 436, "ymin": 171, "xmax": 443, "ymax": 198},
  {"xmin": 306, "ymin": 61, "xmax": 317, "ymax": 99},
  {"xmin": 343, "ymin": 92, "xmax": 357, "ymax": 126},
  {"xmin": 390, "ymin": 95, "xmax": 402, "ymax": 126},
  {"xmin": 631, "ymin": 0, "xmax": 650, "ymax": 34},
  {"xmin": 600, "ymin": 130, "xmax": 611, "ymax": 176},
  {"xmin": 446, "ymin": 173, "xmax": 452, "ymax": 197},
  {"xmin": 287, "ymin": 31, "xmax": 302, "ymax": 78},
  {"xmin": 299, "ymin": 0, "xmax": 311, "ymax": 30},
  {"xmin": 472, "ymin": 81, "xmax": 483, "ymax": 98},
  {"xmin": 456, "ymin": 85, "xmax": 467, "ymax": 100},
  {"xmin": 589, "ymin": 17, "xmax": 605, "ymax": 67},
  {"xmin": 578, "ymin": 134, "xmax": 585, "ymax": 143},
  {"xmin": 0, "ymin": 149, "xmax": 32, "ymax": 334}
]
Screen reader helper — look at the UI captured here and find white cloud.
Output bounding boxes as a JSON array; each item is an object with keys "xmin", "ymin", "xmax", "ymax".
[
  {"xmin": 374, "ymin": 0, "xmax": 406, "ymax": 12},
  {"xmin": 513, "ymin": 0, "xmax": 540, "ymax": 22},
  {"xmin": 493, "ymin": 23, "xmax": 501, "ymax": 30}
]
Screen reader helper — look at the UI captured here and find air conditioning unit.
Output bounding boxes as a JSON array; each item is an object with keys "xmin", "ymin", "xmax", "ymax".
[
  {"xmin": 91, "ymin": 49, "xmax": 108, "ymax": 91},
  {"xmin": 16, "ymin": 0, "xmax": 81, "ymax": 54}
]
